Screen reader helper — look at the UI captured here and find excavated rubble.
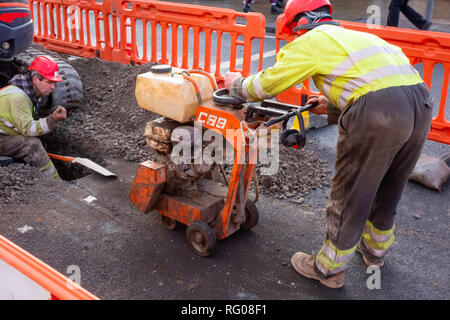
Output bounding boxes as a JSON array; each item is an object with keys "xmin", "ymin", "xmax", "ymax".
[
  {"xmin": 1, "ymin": 44, "xmax": 332, "ymax": 206},
  {"xmin": 0, "ymin": 163, "xmax": 52, "ymax": 207}
]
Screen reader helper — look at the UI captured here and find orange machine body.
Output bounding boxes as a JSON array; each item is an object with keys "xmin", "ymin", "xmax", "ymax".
[{"xmin": 129, "ymin": 99, "xmax": 257, "ymax": 248}]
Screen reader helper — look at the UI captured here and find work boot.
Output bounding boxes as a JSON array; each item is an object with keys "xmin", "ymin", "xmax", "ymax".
[
  {"xmin": 270, "ymin": 3, "xmax": 283, "ymax": 15},
  {"xmin": 291, "ymin": 252, "xmax": 345, "ymax": 289},
  {"xmin": 419, "ymin": 21, "xmax": 432, "ymax": 30},
  {"xmin": 275, "ymin": 0, "xmax": 285, "ymax": 8},
  {"xmin": 356, "ymin": 241, "xmax": 384, "ymax": 268},
  {"xmin": 243, "ymin": 3, "xmax": 254, "ymax": 13}
]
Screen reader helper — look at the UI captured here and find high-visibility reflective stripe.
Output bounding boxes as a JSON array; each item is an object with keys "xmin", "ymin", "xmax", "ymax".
[
  {"xmin": 322, "ymin": 242, "xmax": 354, "ymax": 264},
  {"xmin": 0, "ymin": 118, "xmax": 17, "ymax": 130},
  {"xmin": 329, "ymin": 46, "xmax": 402, "ymax": 81},
  {"xmin": 29, "ymin": 120, "xmax": 39, "ymax": 136},
  {"xmin": 362, "ymin": 241, "xmax": 390, "ymax": 257},
  {"xmin": 314, "ymin": 240, "xmax": 356, "ymax": 276},
  {"xmin": 0, "ymin": 86, "xmax": 23, "ymax": 96},
  {"xmin": 364, "ymin": 221, "xmax": 395, "ymax": 243},
  {"xmin": 40, "ymin": 161, "xmax": 60, "ymax": 180},
  {"xmin": 241, "ymin": 77, "xmax": 252, "ymax": 101},
  {"xmin": 50, "ymin": 168, "xmax": 60, "ymax": 180},
  {"xmin": 39, "ymin": 118, "xmax": 50, "ymax": 134},
  {"xmin": 362, "ymin": 236, "xmax": 395, "ymax": 257},
  {"xmin": 337, "ymin": 64, "xmax": 419, "ymax": 108},
  {"xmin": 39, "ymin": 161, "xmax": 53, "ymax": 172},
  {"xmin": 361, "ymin": 221, "xmax": 395, "ymax": 257},
  {"xmin": 315, "ymin": 259, "xmax": 347, "ymax": 276},
  {"xmin": 321, "ymin": 45, "xmax": 405, "ymax": 96},
  {"xmin": 253, "ymin": 73, "xmax": 272, "ymax": 100}
]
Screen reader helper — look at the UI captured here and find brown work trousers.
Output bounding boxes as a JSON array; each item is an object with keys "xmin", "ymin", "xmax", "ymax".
[
  {"xmin": 0, "ymin": 134, "xmax": 51, "ymax": 169},
  {"xmin": 326, "ymin": 82, "xmax": 433, "ymax": 251}
]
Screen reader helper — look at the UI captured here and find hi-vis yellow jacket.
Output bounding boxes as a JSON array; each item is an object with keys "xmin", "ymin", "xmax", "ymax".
[
  {"xmin": 0, "ymin": 86, "xmax": 56, "ymax": 136},
  {"xmin": 237, "ymin": 24, "xmax": 424, "ymax": 111}
]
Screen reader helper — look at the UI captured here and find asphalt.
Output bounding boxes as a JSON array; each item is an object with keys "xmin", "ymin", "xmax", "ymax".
[
  {"xmin": 0, "ymin": 0, "xmax": 449, "ymax": 306},
  {"xmin": 2, "ymin": 153, "xmax": 448, "ymax": 301}
]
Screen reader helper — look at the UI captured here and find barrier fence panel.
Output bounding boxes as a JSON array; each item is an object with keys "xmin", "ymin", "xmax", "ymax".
[
  {"xmin": 275, "ymin": 17, "xmax": 450, "ymax": 145},
  {"xmin": 0, "ymin": 234, "xmax": 99, "ymax": 300},
  {"xmin": 29, "ymin": 0, "xmax": 266, "ymax": 85}
]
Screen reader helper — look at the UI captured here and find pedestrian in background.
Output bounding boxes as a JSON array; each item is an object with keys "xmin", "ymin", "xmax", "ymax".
[
  {"xmin": 243, "ymin": 0, "xmax": 285, "ymax": 15},
  {"xmin": 387, "ymin": 0, "xmax": 431, "ymax": 30}
]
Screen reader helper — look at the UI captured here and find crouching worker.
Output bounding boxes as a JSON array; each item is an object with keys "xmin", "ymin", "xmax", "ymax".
[{"xmin": 0, "ymin": 56, "xmax": 66, "ymax": 179}]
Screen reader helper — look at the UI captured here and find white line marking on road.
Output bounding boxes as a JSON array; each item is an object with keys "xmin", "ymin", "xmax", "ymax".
[{"xmin": 220, "ymin": 49, "xmax": 277, "ymax": 71}]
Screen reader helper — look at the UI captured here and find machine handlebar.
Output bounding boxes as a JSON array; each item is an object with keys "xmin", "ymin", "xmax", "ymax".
[{"xmin": 264, "ymin": 101, "xmax": 318, "ymax": 127}]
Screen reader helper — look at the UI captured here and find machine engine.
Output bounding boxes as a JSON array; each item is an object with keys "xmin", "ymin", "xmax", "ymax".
[{"xmin": 144, "ymin": 117, "xmax": 222, "ymax": 194}]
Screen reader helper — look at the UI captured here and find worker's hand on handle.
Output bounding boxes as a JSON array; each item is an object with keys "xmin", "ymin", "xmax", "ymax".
[
  {"xmin": 307, "ymin": 95, "xmax": 329, "ymax": 115},
  {"xmin": 224, "ymin": 71, "xmax": 242, "ymax": 91},
  {"xmin": 52, "ymin": 106, "xmax": 67, "ymax": 121}
]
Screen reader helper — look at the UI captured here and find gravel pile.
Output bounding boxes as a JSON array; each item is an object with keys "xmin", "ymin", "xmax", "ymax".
[
  {"xmin": 48, "ymin": 56, "xmax": 159, "ymax": 163},
  {"xmin": 0, "ymin": 163, "xmax": 44, "ymax": 207},
  {"xmin": 256, "ymin": 146, "xmax": 331, "ymax": 202}
]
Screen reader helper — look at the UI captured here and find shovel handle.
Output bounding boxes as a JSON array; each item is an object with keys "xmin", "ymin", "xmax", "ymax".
[{"xmin": 48, "ymin": 153, "xmax": 76, "ymax": 162}]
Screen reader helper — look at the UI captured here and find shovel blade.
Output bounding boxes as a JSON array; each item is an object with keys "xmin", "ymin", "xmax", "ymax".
[{"xmin": 73, "ymin": 158, "xmax": 117, "ymax": 177}]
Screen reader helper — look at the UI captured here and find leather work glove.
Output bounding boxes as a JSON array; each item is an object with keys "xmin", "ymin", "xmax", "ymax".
[
  {"xmin": 280, "ymin": 128, "xmax": 305, "ymax": 149},
  {"xmin": 52, "ymin": 105, "xmax": 67, "ymax": 121},
  {"xmin": 224, "ymin": 71, "xmax": 242, "ymax": 91}
]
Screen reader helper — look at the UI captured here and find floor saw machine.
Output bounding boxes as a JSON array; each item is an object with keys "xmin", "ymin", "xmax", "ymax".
[{"xmin": 129, "ymin": 65, "xmax": 316, "ymax": 256}]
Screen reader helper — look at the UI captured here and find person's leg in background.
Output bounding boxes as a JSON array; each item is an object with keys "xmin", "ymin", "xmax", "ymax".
[
  {"xmin": 269, "ymin": 0, "xmax": 283, "ymax": 14},
  {"xmin": 387, "ymin": 0, "xmax": 431, "ymax": 30},
  {"xmin": 243, "ymin": 0, "xmax": 284, "ymax": 14},
  {"xmin": 387, "ymin": 0, "xmax": 405, "ymax": 26},
  {"xmin": 401, "ymin": 0, "xmax": 431, "ymax": 30},
  {"xmin": 243, "ymin": 0, "xmax": 254, "ymax": 13}
]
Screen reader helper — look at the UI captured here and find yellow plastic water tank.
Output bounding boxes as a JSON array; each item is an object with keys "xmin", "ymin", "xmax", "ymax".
[{"xmin": 135, "ymin": 65, "xmax": 215, "ymax": 123}]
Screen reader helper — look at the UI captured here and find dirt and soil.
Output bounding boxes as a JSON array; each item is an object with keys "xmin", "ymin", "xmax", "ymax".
[{"xmin": 0, "ymin": 44, "xmax": 332, "ymax": 207}]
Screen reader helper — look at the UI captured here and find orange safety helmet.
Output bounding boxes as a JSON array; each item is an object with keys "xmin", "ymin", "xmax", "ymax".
[
  {"xmin": 280, "ymin": 0, "xmax": 333, "ymax": 35},
  {"xmin": 28, "ymin": 56, "xmax": 62, "ymax": 82}
]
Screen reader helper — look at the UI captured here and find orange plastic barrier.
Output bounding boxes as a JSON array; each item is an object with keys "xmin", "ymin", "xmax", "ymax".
[
  {"xmin": 29, "ymin": 0, "xmax": 266, "ymax": 85},
  {"xmin": 0, "ymin": 234, "xmax": 99, "ymax": 300},
  {"xmin": 275, "ymin": 17, "xmax": 450, "ymax": 145}
]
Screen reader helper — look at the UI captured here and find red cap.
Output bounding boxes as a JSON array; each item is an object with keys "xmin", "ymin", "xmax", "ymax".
[
  {"xmin": 280, "ymin": 0, "xmax": 333, "ymax": 35},
  {"xmin": 28, "ymin": 56, "xmax": 62, "ymax": 82}
]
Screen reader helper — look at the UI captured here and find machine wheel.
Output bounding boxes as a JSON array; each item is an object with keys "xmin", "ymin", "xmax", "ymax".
[
  {"xmin": 242, "ymin": 200, "xmax": 259, "ymax": 230},
  {"xmin": 186, "ymin": 221, "xmax": 217, "ymax": 257},
  {"xmin": 161, "ymin": 215, "xmax": 178, "ymax": 231}
]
